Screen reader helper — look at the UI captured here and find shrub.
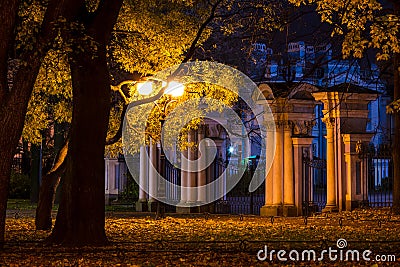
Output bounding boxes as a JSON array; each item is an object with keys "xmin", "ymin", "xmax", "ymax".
[
  {"xmin": 9, "ymin": 171, "xmax": 30, "ymax": 199},
  {"xmin": 119, "ymin": 172, "xmax": 139, "ymax": 202}
]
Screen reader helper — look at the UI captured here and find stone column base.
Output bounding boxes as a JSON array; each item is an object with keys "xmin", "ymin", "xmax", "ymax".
[
  {"xmin": 198, "ymin": 203, "xmax": 212, "ymax": 213},
  {"xmin": 260, "ymin": 205, "xmax": 282, "ymax": 216},
  {"xmin": 346, "ymin": 200, "xmax": 365, "ymax": 211},
  {"xmin": 283, "ymin": 205, "xmax": 298, "ymax": 217},
  {"xmin": 176, "ymin": 206, "xmax": 200, "ymax": 214},
  {"xmin": 148, "ymin": 201, "xmax": 158, "ymax": 212},
  {"xmin": 322, "ymin": 205, "xmax": 338, "ymax": 213},
  {"xmin": 135, "ymin": 200, "xmax": 148, "ymax": 212},
  {"xmin": 346, "ymin": 200, "xmax": 352, "ymax": 211}
]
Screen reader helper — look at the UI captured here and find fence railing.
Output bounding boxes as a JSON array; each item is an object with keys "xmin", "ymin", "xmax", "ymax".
[{"xmin": 358, "ymin": 143, "xmax": 393, "ymax": 208}]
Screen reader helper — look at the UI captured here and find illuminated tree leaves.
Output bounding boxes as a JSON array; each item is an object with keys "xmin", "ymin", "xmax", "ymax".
[{"xmin": 289, "ymin": 0, "xmax": 400, "ymax": 61}]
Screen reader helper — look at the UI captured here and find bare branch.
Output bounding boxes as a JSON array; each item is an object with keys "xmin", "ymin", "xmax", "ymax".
[
  {"xmin": 106, "ymin": 104, "xmax": 127, "ymax": 145},
  {"xmin": 180, "ymin": 0, "xmax": 223, "ymax": 63},
  {"xmin": 110, "ymin": 80, "xmax": 138, "ymax": 104},
  {"xmin": 40, "ymin": 137, "xmax": 69, "ymax": 179}
]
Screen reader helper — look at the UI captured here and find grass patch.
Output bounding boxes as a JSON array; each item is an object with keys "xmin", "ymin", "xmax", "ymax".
[
  {"xmin": 7, "ymin": 199, "xmax": 36, "ymax": 210},
  {"xmin": 7, "ymin": 199, "xmax": 60, "ymax": 211}
]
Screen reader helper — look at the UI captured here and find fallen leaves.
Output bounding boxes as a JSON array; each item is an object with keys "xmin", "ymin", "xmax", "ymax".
[{"xmin": 1, "ymin": 208, "xmax": 400, "ymax": 266}]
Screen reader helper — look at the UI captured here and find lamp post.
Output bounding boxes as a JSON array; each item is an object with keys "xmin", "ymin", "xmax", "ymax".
[{"xmin": 138, "ymin": 81, "xmax": 185, "ymax": 217}]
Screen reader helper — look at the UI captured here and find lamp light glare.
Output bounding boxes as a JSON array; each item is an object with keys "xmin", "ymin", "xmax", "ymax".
[
  {"xmin": 137, "ymin": 82, "xmax": 153, "ymax": 95},
  {"xmin": 165, "ymin": 81, "xmax": 185, "ymax": 97}
]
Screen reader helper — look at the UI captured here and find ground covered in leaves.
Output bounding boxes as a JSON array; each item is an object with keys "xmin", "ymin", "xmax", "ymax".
[{"xmin": 1, "ymin": 208, "xmax": 400, "ymax": 266}]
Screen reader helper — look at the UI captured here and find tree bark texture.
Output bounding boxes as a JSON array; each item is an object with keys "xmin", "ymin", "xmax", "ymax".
[
  {"xmin": 47, "ymin": 0, "xmax": 122, "ymax": 246},
  {"xmin": 35, "ymin": 140, "xmax": 68, "ymax": 230},
  {"xmin": 0, "ymin": 0, "xmax": 87, "ymax": 246}
]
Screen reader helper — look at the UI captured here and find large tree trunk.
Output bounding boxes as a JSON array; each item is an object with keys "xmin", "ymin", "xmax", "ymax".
[
  {"xmin": 47, "ymin": 47, "xmax": 111, "ymax": 246},
  {"xmin": 30, "ymin": 144, "xmax": 42, "ymax": 203},
  {"xmin": 35, "ymin": 140, "xmax": 68, "ymax": 230},
  {"xmin": 0, "ymin": 57, "xmax": 45, "ymax": 247},
  {"xmin": 47, "ymin": 0, "xmax": 122, "ymax": 246},
  {"xmin": 0, "ymin": 0, "xmax": 25, "ymax": 248},
  {"xmin": 35, "ymin": 173, "xmax": 62, "ymax": 230},
  {"xmin": 0, "ymin": 0, "xmax": 18, "ymax": 100},
  {"xmin": 0, "ymin": 0, "xmax": 86, "ymax": 246},
  {"xmin": 0, "ymin": 136, "xmax": 17, "ymax": 247}
]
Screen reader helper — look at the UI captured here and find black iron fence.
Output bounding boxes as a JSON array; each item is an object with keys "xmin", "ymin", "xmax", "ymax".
[
  {"xmin": 358, "ymin": 143, "xmax": 393, "ymax": 207},
  {"xmin": 302, "ymin": 142, "xmax": 394, "ymax": 216},
  {"xmin": 220, "ymin": 194, "xmax": 265, "ymax": 215},
  {"xmin": 302, "ymin": 149, "xmax": 327, "ymax": 215},
  {"xmin": 164, "ymin": 160, "xmax": 181, "ymax": 203},
  {"xmin": 216, "ymin": 162, "xmax": 265, "ymax": 215}
]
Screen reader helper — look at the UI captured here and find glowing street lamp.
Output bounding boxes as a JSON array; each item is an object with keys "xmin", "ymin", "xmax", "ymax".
[
  {"xmin": 137, "ymin": 80, "xmax": 185, "ymax": 97},
  {"xmin": 136, "ymin": 81, "xmax": 153, "ymax": 95},
  {"xmin": 164, "ymin": 81, "xmax": 185, "ymax": 97},
  {"xmin": 138, "ymin": 80, "xmax": 184, "ymax": 215}
]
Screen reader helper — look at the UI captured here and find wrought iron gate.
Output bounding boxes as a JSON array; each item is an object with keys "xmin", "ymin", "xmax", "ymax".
[
  {"xmin": 215, "ymin": 160, "xmax": 265, "ymax": 215},
  {"xmin": 358, "ymin": 143, "xmax": 393, "ymax": 207},
  {"xmin": 302, "ymin": 148, "xmax": 327, "ymax": 215}
]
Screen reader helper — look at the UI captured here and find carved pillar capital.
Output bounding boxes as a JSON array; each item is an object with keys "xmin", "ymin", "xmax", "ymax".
[
  {"xmin": 293, "ymin": 120, "xmax": 315, "ymax": 136},
  {"xmin": 197, "ymin": 123, "xmax": 207, "ymax": 135},
  {"xmin": 264, "ymin": 121, "xmax": 276, "ymax": 131},
  {"xmin": 322, "ymin": 117, "xmax": 336, "ymax": 129},
  {"xmin": 283, "ymin": 120, "xmax": 293, "ymax": 131},
  {"xmin": 275, "ymin": 120, "xmax": 287, "ymax": 129}
]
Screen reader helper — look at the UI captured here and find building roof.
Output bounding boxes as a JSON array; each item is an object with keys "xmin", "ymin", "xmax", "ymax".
[
  {"xmin": 261, "ymin": 82, "xmax": 293, "ymax": 98},
  {"xmin": 258, "ymin": 81, "xmax": 379, "ymax": 101},
  {"xmin": 321, "ymin": 83, "xmax": 380, "ymax": 94}
]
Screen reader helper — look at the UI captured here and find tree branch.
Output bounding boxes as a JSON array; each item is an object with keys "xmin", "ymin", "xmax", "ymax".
[
  {"xmin": 181, "ymin": 0, "xmax": 223, "ymax": 63},
  {"xmin": 90, "ymin": 0, "xmax": 123, "ymax": 43},
  {"xmin": 110, "ymin": 80, "xmax": 135, "ymax": 104},
  {"xmin": 106, "ymin": 104, "xmax": 127, "ymax": 145},
  {"xmin": 47, "ymin": 138, "xmax": 69, "ymax": 176},
  {"xmin": 7, "ymin": 0, "xmax": 86, "ymax": 106},
  {"xmin": 105, "ymin": 1, "xmax": 224, "ymax": 145}
]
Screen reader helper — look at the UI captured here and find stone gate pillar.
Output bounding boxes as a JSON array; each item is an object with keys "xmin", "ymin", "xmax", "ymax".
[
  {"xmin": 180, "ymin": 148, "xmax": 188, "ymax": 203},
  {"xmin": 177, "ymin": 134, "xmax": 189, "ymax": 213},
  {"xmin": 313, "ymin": 89, "xmax": 378, "ymax": 212},
  {"xmin": 272, "ymin": 121, "xmax": 284, "ymax": 207},
  {"xmin": 322, "ymin": 117, "xmax": 339, "ymax": 212},
  {"xmin": 197, "ymin": 125, "xmax": 207, "ymax": 204},
  {"xmin": 259, "ymin": 83, "xmax": 318, "ymax": 217},
  {"xmin": 263, "ymin": 126, "xmax": 274, "ymax": 209},
  {"xmin": 342, "ymin": 134, "xmax": 373, "ymax": 211},
  {"xmin": 148, "ymin": 138, "xmax": 158, "ymax": 211},
  {"xmin": 283, "ymin": 122, "xmax": 296, "ymax": 216},
  {"xmin": 187, "ymin": 129, "xmax": 197, "ymax": 203},
  {"xmin": 260, "ymin": 123, "xmax": 278, "ymax": 216},
  {"xmin": 136, "ymin": 145, "xmax": 148, "ymax": 211},
  {"xmin": 177, "ymin": 129, "xmax": 201, "ymax": 213}
]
